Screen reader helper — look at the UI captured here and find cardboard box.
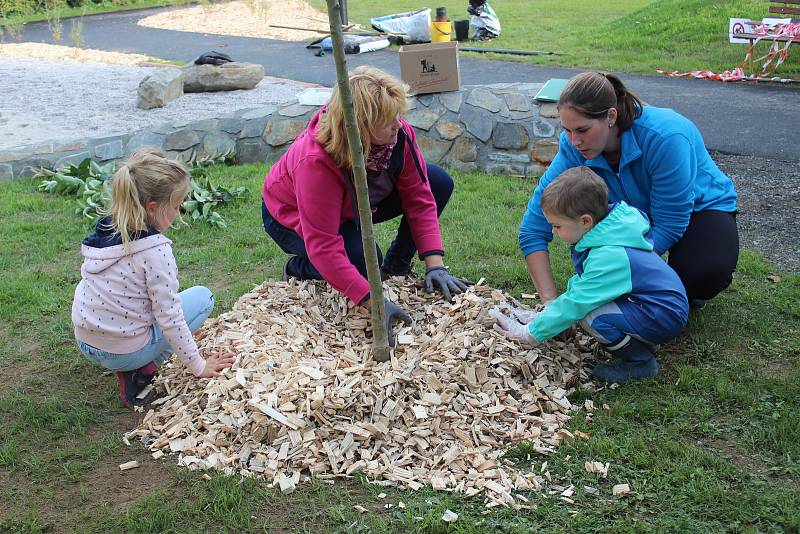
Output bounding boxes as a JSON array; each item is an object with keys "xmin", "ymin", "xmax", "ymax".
[{"xmin": 399, "ymin": 41, "xmax": 461, "ymax": 95}]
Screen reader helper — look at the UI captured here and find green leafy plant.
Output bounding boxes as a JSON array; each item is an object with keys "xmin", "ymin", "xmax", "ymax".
[
  {"xmin": 37, "ymin": 158, "xmax": 113, "ymax": 220},
  {"xmin": 181, "ymin": 164, "xmax": 248, "ymax": 229},
  {"xmin": 36, "ymin": 157, "xmax": 248, "ymax": 228}
]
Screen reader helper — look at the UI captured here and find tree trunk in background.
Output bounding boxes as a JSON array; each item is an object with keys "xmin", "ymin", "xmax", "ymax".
[{"xmin": 324, "ymin": 0, "xmax": 391, "ymax": 362}]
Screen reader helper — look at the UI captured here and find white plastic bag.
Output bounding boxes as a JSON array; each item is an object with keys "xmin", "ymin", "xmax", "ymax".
[{"xmin": 371, "ymin": 8, "xmax": 432, "ymax": 43}]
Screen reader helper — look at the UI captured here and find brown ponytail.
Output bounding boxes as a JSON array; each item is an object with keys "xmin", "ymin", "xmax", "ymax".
[{"xmin": 558, "ymin": 72, "xmax": 643, "ymax": 131}]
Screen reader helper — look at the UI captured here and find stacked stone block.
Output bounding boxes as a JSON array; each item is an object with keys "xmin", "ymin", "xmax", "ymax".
[{"xmin": 0, "ymin": 83, "xmax": 561, "ymax": 181}]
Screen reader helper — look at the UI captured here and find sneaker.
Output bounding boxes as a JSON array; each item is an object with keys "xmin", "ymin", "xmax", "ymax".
[
  {"xmin": 591, "ymin": 337, "xmax": 659, "ymax": 383},
  {"xmin": 281, "ymin": 258, "xmax": 291, "ymax": 282},
  {"xmin": 591, "ymin": 357, "xmax": 659, "ymax": 383},
  {"xmin": 116, "ymin": 364, "xmax": 158, "ymax": 406}
]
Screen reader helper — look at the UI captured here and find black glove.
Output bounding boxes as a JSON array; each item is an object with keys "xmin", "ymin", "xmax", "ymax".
[
  {"xmin": 424, "ymin": 266, "xmax": 472, "ymax": 303},
  {"xmin": 384, "ymin": 299, "xmax": 412, "ymax": 346}
]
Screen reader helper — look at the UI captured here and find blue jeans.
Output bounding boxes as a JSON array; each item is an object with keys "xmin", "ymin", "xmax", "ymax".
[
  {"xmin": 262, "ymin": 163, "xmax": 454, "ymax": 280},
  {"xmin": 77, "ymin": 286, "xmax": 214, "ymax": 372}
]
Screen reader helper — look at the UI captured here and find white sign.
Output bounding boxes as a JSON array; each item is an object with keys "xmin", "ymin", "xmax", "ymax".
[
  {"xmin": 729, "ymin": 17, "xmax": 792, "ymax": 44},
  {"xmin": 729, "ymin": 18, "xmax": 756, "ymax": 44}
]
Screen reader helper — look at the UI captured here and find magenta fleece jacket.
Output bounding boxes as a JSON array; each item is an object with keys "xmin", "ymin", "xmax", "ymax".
[
  {"xmin": 72, "ymin": 234, "xmax": 206, "ymax": 376},
  {"xmin": 262, "ymin": 109, "xmax": 444, "ymax": 303}
]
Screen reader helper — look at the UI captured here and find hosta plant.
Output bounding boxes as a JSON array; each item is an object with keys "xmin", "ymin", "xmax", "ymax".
[{"xmin": 36, "ymin": 157, "xmax": 248, "ymax": 229}]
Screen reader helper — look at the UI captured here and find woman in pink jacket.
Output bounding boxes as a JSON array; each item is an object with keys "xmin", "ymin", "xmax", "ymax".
[{"xmin": 262, "ymin": 67, "xmax": 468, "ymax": 335}]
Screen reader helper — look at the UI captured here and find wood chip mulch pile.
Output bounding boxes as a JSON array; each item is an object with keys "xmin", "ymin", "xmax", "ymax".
[{"xmin": 125, "ymin": 278, "xmax": 593, "ymax": 508}]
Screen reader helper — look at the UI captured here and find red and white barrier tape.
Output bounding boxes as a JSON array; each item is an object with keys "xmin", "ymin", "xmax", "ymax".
[{"xmin": 658, "ymin": 22, "xmax": 800, "ymax": 83}]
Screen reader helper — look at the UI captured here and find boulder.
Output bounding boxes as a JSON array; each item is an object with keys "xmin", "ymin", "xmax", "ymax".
[
  {"xmin": 137, "ymin": 68, "xmax": 184, "ymax": 109},
  {"xmin": 182, "ymin": 62, "xmax": 265, "ymax": 93}
]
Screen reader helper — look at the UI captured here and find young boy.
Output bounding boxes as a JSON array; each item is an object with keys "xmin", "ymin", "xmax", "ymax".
[{"xmin": 492, "ymin": 167, "xmax": 689, "ymax": 382}]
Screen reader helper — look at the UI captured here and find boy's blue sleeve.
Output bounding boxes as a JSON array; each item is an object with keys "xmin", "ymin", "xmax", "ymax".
[
  {"xmin": 645, "ymin": 134, "xmax": 696, "ymax": 254},
  {"xmin": 529, "ymin": 246, "xmax": 632, "ymax": 341},
  {"xmin": 518, "ymin": 133, "xmax": 580, "ymax": 256}
]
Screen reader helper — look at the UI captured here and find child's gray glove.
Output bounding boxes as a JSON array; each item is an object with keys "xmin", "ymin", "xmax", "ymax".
[
  {"xmin": 424, "ymin": 266, "xmax": 471, "ymax": 302},
  {"xmin": 384, "ymin": 299, "xmax": 412, "ymax": 346},
  {"xmin": 489, "ymin": 307, "xmax": 538, "ymax": 346}
]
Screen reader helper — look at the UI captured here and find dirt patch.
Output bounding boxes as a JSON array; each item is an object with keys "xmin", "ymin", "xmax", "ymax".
[
  {"xmin": 0, "ymin": 328, "xmax": 50, "ymax": 397},
  {"xmin": 138, "ymin": 0, "xmax": 341, "ymax": 42},
  {"xmin": 703, "ymin": 437, "xmax": 771, "ymax": 473}
]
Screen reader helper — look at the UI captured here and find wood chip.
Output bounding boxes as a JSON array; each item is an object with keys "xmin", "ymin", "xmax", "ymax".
[
  {"xmin": 574, "ymin": 430, "xmax": 590, "ymax": 441},
  {"xmin": 396, "ymin": 334, "xmax": 415, "ymax": 345},
  {"xmin": 442, "ymin": 509, "xmax": 458, "ymax": 522},
  {"xmin": 411, "ymin": 405, "xmax": 428, "ymax": 419},
  {"xmin": 151, "ymin": 450, "xmax": 164, "ymax": 460},
  {"xmin": 612, "ymin": 483, "xmax": 631, "ymax": 496},
  {"xmin": 585, "ymin": 461, "xmax": 609, "ymax": 477},
  {"xmin": 277, "ymin": 472, "xmax": 296, "ymax": 494},
  {"xmin": 132, "ymin": 279, "xmax": 590, "ymax": 508},
  {"xmin": 119, "ymin": 461, "xmax": 139, "ymax": 471},
  {"xmin": 135, "ymin": 385, "xmax": 154, "ymax": 400}
]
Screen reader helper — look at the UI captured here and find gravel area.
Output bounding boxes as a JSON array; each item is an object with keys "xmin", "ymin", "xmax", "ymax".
[
  {"xmin": 0, "ymin": 57, "xmax": 315, "ymax": 149},
  {"xmin": 712, "ymin": 152, "xmax": 800, "ymax": 273}
]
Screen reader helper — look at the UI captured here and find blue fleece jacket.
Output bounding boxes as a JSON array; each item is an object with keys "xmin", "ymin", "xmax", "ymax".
[
  {"xmin": 528, "ymin": 202, "xmax": 689, "ymax": 343},
  {"xmin": 520, "ymin": 106, "xmax": 737, "ymax": 256}
]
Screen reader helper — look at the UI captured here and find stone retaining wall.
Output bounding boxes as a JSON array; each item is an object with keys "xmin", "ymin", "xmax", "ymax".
[{"xmin": 0, "ymin": 83, "xmax": 561, "ymax": 181}]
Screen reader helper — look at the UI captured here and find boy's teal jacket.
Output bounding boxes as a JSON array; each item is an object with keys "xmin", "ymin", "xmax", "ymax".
[{"xmin": 529, "ymin": 202, "xmax": 688, "ymax": 342}]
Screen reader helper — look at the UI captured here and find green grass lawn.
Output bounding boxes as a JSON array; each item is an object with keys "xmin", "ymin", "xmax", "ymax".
[
  {"xmin": 1, "ymin": 163, "xmax": 799, "ymax": 533},
  {"xmin": 309, "ymin": 0, "xmax": 800, "ymax": 77}
]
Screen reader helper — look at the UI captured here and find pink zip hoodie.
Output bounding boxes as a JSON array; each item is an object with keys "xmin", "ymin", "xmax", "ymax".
[
  {"xmin": 72, "ymin": 232, "xmax": 206, "ymax": 376},
  {"xmin": 262, "ymin": 109, "xmax": 443, "ymax": 303}
]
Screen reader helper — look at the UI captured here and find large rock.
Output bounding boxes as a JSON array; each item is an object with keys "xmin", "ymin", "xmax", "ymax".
[
  {"xmin": 182, "ymin": 62, "xmax": 265, "ymax": 93},
  {"xmin": 137, "ymin": 68, "xmax": 183, "ymax": 109}
]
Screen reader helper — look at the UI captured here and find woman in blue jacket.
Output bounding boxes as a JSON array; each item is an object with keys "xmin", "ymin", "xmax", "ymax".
[{"xmin": 519, "ymin": 72, "xmax": 738, "ymax": 307}]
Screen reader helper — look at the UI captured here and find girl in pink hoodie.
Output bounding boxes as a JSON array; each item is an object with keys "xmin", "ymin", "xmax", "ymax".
[{"xmin": 72, "ymin": 150, "xmax": 235, "ymax": 406}]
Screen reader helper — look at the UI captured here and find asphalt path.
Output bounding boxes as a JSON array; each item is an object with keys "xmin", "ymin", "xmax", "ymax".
[{"xmin": 14, "ymin": 6, "xmax": 800, "ymax": 161}]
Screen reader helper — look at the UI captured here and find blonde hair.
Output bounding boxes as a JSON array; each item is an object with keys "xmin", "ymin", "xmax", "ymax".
[
  {"xmin": 107, "ymin": 149, "xmax": 190, "ymax": 249},
  {"xmin": 315, "ymin": 66, "xmax": 409, "ymax": 168},
  {"xmin": 558, "ymin": 72, "xmax": 644, "ymax": 132},
  {"xmin": 541, "ymin": 166, "xmax": 609, "ymax": 224}
]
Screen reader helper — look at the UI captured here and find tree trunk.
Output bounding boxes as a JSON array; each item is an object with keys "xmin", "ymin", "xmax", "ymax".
[{"xmin": 324, "ymin": 0, "xmax": 391, "ymax": 362}]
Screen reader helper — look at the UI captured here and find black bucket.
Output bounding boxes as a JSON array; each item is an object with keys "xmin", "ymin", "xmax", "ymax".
[{"xmin": 454, "ymin": 19, "xmax": 470, "ymax": 41}]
